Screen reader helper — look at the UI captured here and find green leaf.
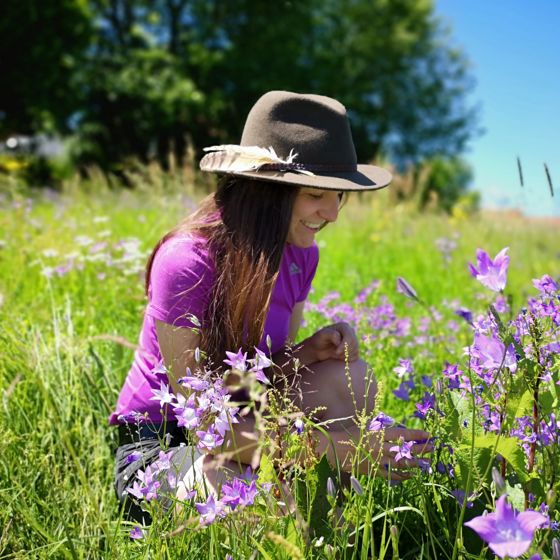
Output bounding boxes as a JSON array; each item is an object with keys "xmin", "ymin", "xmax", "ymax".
[
  {"xmin": 249, "ymin": 535, "xmax": 274, "ymax": 560},
  {"xmin": 539, "ymin": 390, "xmax": 556, "ymax": 415},
  {"xmin": 505, "ymin": 389, "xmax": 533, "ymax": 425},
  {"xmin": 461, "ymin": 434, "xmax": 529, "ymax": 483},
  {"xmin": 504, "ymin": 482, "xmax": 525, "ymax": 510},
  {"xmin": 309, "ymin": 455, "xmax": 337, "ymax": 539},
  {"xmin": 445, "ymin": 391, "xmax": 471, "ymax": 439},
  {"xmin": 258, "ymin": 454, "xmax": 277, "ymax": 486},
  {"xmin": 455, "ymin": 445, "xmax": 493, "ymax": 489}
]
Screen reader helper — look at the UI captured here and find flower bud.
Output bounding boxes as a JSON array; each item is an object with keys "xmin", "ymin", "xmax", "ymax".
[
  {"xmin": 350, "ymin": 476, "xmax": 364, "ymax": 496},
  {"xmin": 396, "ymin": 276, "xmax": 418, "ymax": 300},
  {"xmin": 326, "ymin": 477, "xmax": 336, "ymax": 500},
  {"xmin": 547, "ymin": 489, "xmax": 556, "ymax": 509},
  {"xmin": 491, "ymin": 467, "xmax": 505, "ymax": 493},
  {"xmin": 552, "ymin": 538, "xmax": 560, "ymax": 560}
]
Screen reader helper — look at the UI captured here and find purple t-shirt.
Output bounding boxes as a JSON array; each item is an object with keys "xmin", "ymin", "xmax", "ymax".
[{"xmin": 109, "ymin": 236, "xmax": 319, "ymax": 424}]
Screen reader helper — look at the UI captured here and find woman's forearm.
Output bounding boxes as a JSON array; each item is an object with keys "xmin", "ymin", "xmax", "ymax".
[
  {"xmin": 271, "ymin": 339, "xmax": 317, "ymax": 373},
  {"xmin": 210, "ymin": 412, "xmax": 355, "ymax": 472}
]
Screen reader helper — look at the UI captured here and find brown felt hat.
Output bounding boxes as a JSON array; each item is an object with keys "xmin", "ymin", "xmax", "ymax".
[{"xmin": 199, "ymin": 90, "xmax": 392, "ymax": 191}]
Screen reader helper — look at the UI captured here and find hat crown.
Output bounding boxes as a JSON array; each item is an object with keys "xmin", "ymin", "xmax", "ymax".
[{"xmin": 240, "ymin": 91, "xmax": 357, "ymax": 166}]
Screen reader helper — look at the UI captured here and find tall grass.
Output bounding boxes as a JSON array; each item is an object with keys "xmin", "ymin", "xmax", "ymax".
[{"xmin": 0, "ymin": 179, "xmax": 558, "ymax": 559}]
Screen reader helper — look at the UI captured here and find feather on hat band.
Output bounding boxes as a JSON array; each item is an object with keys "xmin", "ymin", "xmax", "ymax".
[{"xmin": 199, "ymin": 91, "xmax": 392, "ymax": 192}]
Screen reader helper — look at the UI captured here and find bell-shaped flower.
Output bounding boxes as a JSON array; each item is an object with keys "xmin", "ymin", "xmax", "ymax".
[
  {"xmin": 464, "ymin": 495, "xmax": 547, "ymax": 558},
  {"xmin": 469, "ymin": 248, "xmax": 509, "ymax": 292}
]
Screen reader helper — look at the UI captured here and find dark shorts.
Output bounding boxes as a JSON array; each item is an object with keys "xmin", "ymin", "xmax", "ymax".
[{"xmin": 114, "ymin": 422, "xmax": 190, "ymax": 524}]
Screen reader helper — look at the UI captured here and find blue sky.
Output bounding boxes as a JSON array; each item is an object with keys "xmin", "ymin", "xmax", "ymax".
[{"xmin": 435, "ymin": 0, "xmax": 560, "ymax": 216}]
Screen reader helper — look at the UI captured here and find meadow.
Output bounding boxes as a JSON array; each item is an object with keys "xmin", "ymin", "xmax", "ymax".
[{"xmin": 0, "ymin": 176, "xmax": 558, "ymax": 559}]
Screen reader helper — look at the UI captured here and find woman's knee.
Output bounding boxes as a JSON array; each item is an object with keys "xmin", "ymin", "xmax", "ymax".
[
  {"xmin": 348, "ymin": 358, "xmax": 377, "ymax": 414},
  {"xmin": 298, "ymin": 357, "xmax": 377, "ymax": 418}
]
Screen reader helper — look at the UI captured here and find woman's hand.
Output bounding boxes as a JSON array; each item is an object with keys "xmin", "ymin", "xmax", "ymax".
[
  {"xmin": 298, "ymin": 322, "xmax": 360, "ymax": 365},
  {"xmin": 363, "ymin": 426, "xmax": 433, "ymax": 479},
  {"xmin": 331, "ymin": 425, "xmax": 434, "ymax": 479}
]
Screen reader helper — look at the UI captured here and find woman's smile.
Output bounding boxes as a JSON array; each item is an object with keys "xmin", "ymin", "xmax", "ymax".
[{"xmin": 287, "ymin": 189, "xmax": 342, "ymax": 247}]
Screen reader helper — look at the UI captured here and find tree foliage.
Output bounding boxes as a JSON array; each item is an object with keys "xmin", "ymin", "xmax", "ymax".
[
  {"xmin": 0, "ymin": 0, "xmax": 92, "ymax": 134},
  {"xmin": 0, "ymin": 0, "xmax": 479, "ymax": 177}
]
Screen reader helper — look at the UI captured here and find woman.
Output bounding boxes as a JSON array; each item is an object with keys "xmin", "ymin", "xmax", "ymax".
[{"xmin": 111, "ymin": 91, "xmax": 431, "ymax": 521}]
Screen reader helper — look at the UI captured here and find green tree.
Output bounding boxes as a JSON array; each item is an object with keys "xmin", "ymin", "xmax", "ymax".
[
  {"xmin": 417, "ymin": 156, "xmax": 475, "ymax": 213},
  {"xmin": 1, "ymin": 0, "xmax": 479, "ymax": 181},
  {"xmin": 306, "ymin": 0, "xmax": 478, "ymax": 167},
  {"xmin": 71, "ymin": 0, "xmax": 210, "ymax": 170},
  {"xmin": 0, "ymin": 0, "xmax": 92, "ymax": 135}
]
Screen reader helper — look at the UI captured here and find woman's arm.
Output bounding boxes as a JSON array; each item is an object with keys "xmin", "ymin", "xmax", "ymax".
[
  {"xmin": 288, "ymin": 301, "xmax": 305, "ymax": 342},
  {"xmin": 278, "ymin": 299, "xmax": 360, "ymax": 368},
  {"xmin": 155, "ymin": 319, "xmax": 200, "ymax": 396},
  {"xmin": 221, "ymin": 413, "xmax": 432, "ymax": 479}
]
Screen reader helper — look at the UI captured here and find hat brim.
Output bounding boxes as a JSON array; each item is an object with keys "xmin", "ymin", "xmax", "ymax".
[{"xmin": 204, "ymin": 164, "xmax": 392, "ymax": 192}]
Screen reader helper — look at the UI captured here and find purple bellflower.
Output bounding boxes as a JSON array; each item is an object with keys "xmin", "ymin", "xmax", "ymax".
[
  {"xmin": 126, "ymin": 452, "xmax": 142, "ymax": 464},
  {"xmin": 195, "ymin": 495, "xmax": 227, "ymax": 525},
  {"xmin": 469, "ymin": 333, "xmax": 517, "ymax": 373},
  {"xmin": 369, "ymin": 412, "xmax": 395, "ymax": 432},
  {"xmin": 253, "ymin": 370, "xmax": 271, "ymax": 385},
  {"xmin": 389, "ymin": 438, "xmax": 413, "ymax": 462},
  {"xmin": 178, "ymin": 368, "xmax": 209, "ymax": 391},
  {"xmin": 224, "ymin": 349, "xmax": 248, "ymax": 371},
  {"xmin": 221, "ymin": 477, "xmax": 258, "ymax": 510},
  {"xmin": 150, "ymin": 381, "xmax": 174, "ymax": 408},
  {"xmin": 250, "ymin": 348, "xmax": 273, "ymax": 370},
  {"xmin": 392, "ymin": 383, "xmax": 410, "ymax": 401},
  {"xmin": 129, "ymin": 526, "xmax": 144, "ymax": 539},
  {"xmin": 532, "ymin": 274, "xmax": 558, "ymax": 294},
  {"xmin": 393, "ymin": 358, "xmax": 414, "ymax": 378},
  {"xmin": 414, "ymin": 392, "xmax": 436, "ymax": 419},
  {"xmin": 464, "ymin": 495, "xmax": 548, "ymax": 558},
  {"xmin": 469, "ymin": 247, "xmax": 509, "ymax": 292},
  {"xmin": 455, "ymin": 307, "xmax": 474, "ymax": 325},
  {"xmin": 196, "ymin": 425, "xmax": 225, "ymax": 450}
]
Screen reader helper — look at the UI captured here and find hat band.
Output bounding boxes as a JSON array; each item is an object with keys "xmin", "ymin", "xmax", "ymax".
[{"xmin": 260, "ymin": 162, "xmax": 357, "ymax": 173}]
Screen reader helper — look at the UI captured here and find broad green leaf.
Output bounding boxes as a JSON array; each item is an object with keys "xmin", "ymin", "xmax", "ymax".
[
  {"xmin": 446, "ymin": 391, "xmax": 472, "ymax": 438},
  {"xmin": 539, "ymin": 390, "xmax": 556, "ymax": 415},
  {"xmin": 461, "ymin": 434, "xmax": 529, "ymax": 483},
  {"xmin": 505, "ymin": 389, "xmax": 533, "ymax": 425},
  {"xmin": 455, "ymin": 445, "xmax": 493, "ymax": 488},
  {"xmin": 504, "ymin": 482, "xmax": 525, "ymax": 510},
  {"xmin": 258, "ymin": 454, "xmax": 277, "ymax": 486},
  {"xmin": 309, "ymin": 454, "xmax": 337, "ymax": 538}
]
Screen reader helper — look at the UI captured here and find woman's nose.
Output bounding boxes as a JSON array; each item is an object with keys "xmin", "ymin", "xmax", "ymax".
[{"xmin": 320, "ymin": 195, "xmax": 340, "ymax": 222}]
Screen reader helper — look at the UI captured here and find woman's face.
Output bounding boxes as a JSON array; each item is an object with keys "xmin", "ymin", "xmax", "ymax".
[{"xmin": 286, "ymin": 188, "xmax": 342, "ymax": 248}]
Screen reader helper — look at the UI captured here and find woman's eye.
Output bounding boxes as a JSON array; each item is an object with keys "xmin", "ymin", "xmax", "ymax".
[{"xmin": 309, "ymin": 193, "xmax": 323, "ymax": 200}]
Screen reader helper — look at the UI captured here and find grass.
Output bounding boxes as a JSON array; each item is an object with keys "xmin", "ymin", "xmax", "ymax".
[{"xmin": 0, "ymin": 180, "xmax": 558, "ymax": 559}]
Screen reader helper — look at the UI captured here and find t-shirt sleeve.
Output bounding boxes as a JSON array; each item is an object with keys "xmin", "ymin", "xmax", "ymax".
[
  {"xmin": 146, "ymin": 237, "xmax": 214, "ymax": 329},
  {"xmin": 297, "ymin": 243, "xmax": 319, "ymax": 303}
]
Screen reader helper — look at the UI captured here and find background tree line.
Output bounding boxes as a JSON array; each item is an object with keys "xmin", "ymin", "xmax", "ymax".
[{"xmin": 0, "ymin": 0, "xmax": 480, "ymax": 210}]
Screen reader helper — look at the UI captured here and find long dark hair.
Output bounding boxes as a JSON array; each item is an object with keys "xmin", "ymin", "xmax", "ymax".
[{"xmin": 145, "ymin": 176, "xmax": 299, "ymax": 364}]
